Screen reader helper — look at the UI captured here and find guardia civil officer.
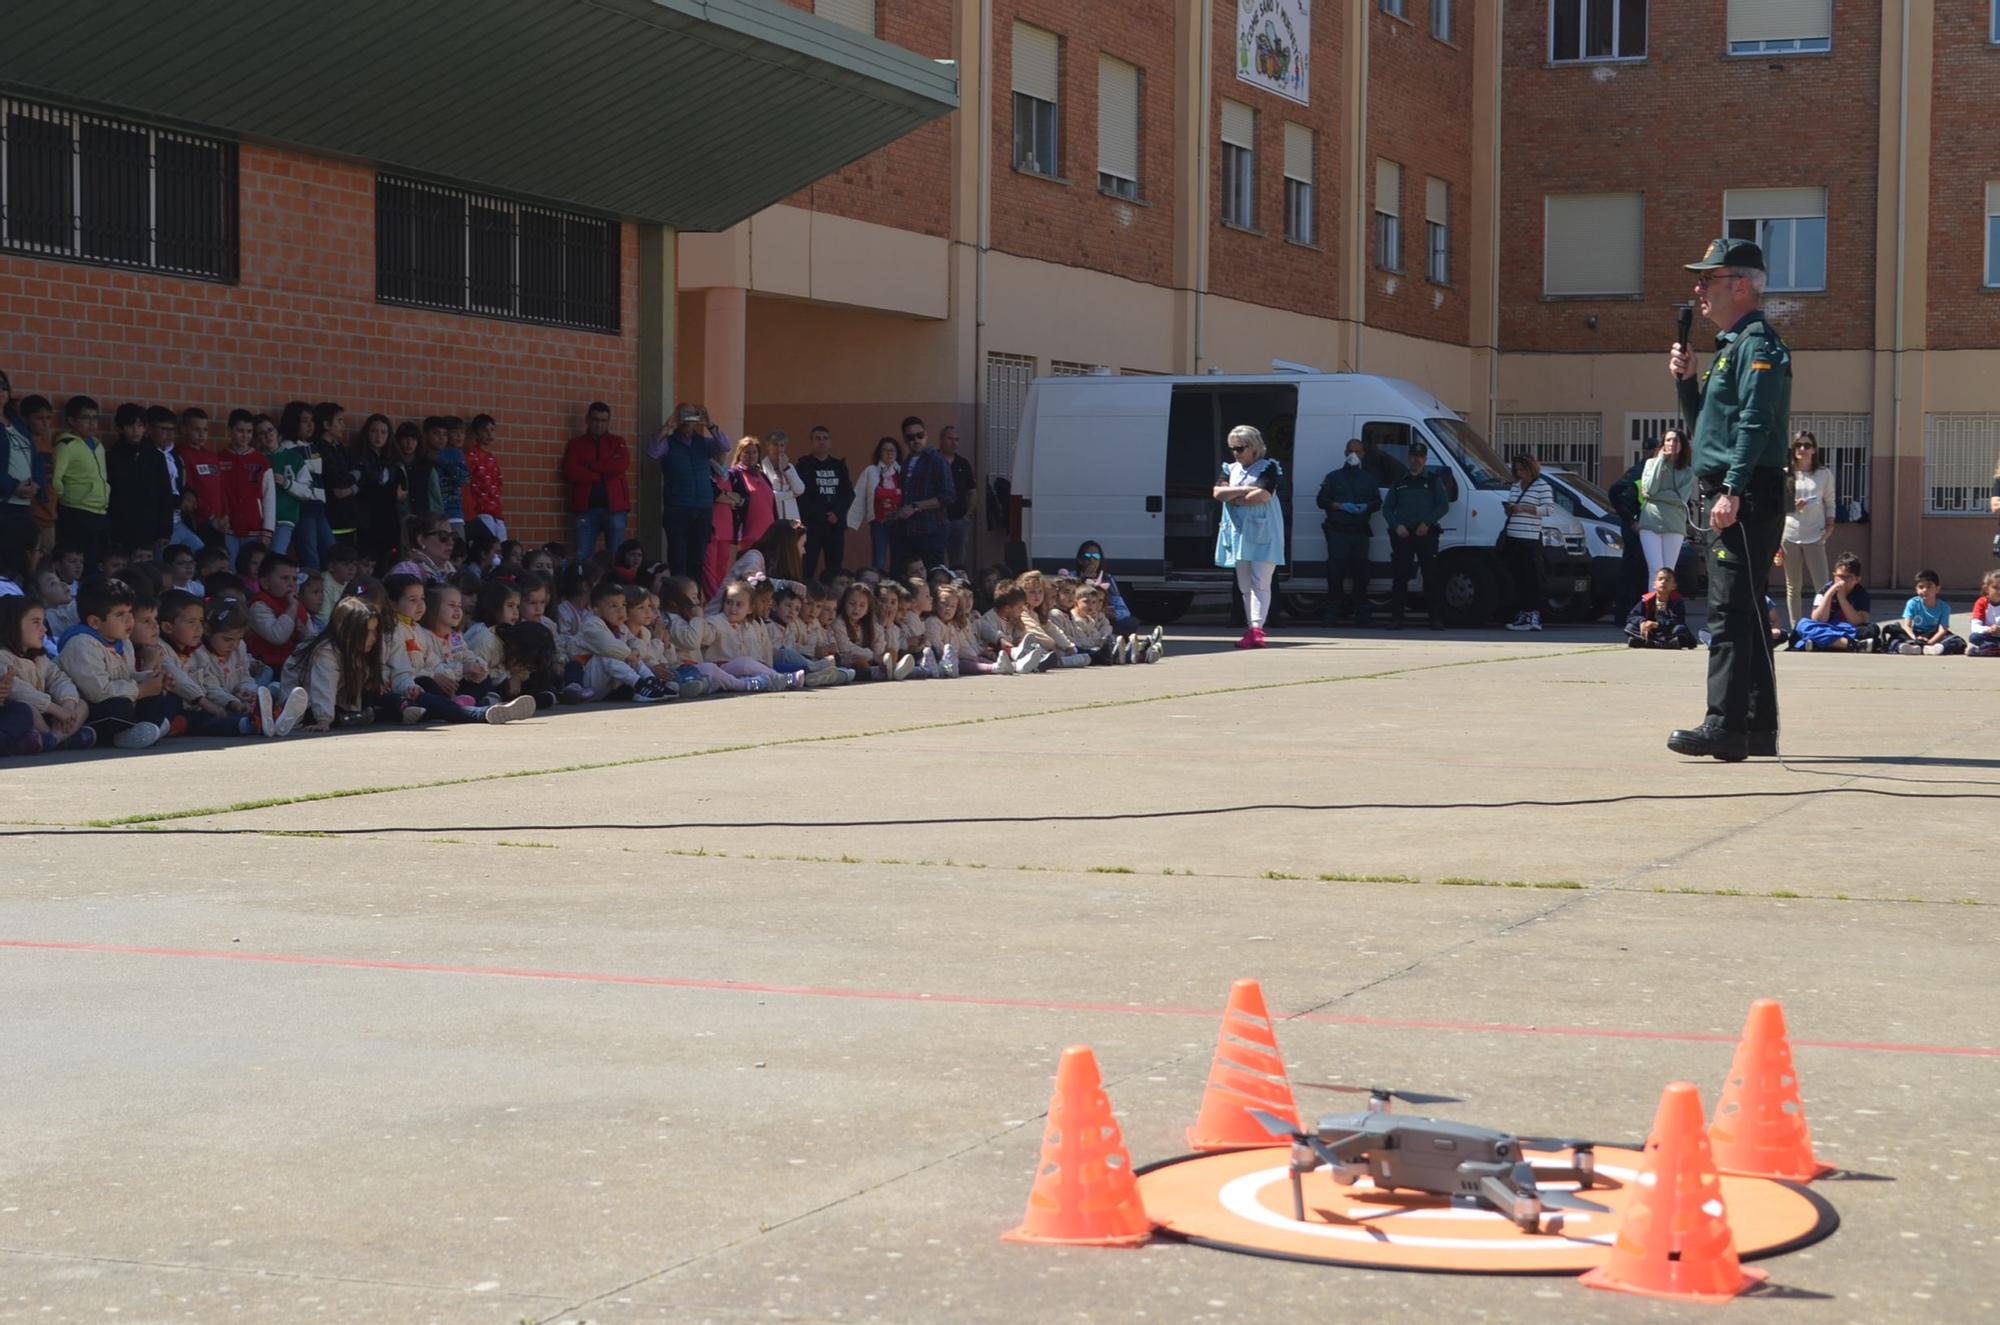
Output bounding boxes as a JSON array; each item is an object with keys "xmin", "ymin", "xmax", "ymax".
[{"xmin": 1665, "ymin": 238, "xmax": 1792, "ymax": 762}]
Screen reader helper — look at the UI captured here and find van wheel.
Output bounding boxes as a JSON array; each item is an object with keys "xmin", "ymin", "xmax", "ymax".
[
  {"xmin": 1434, "ymin": 556, "xmax": 1500, "ymax": 628},
  {"xmin": 1545, "ymin": 586, "xmax": 1600, "ymax": 623},
  {"xmin": 1279, "ymin": 592, "xmax": 1328, "ymax": 622},
  {"xmin": 1125, "ymin": 591, "xmax": 1193, "ymax": 626}
]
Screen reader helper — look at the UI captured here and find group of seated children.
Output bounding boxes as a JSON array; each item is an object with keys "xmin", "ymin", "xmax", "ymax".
[
  {"xmin": 0, "ymin": 522, "xmax": 1169, "ymax": 757},
  {"xmin": 1621, "ymin": 552, "xmax": 2000, "ymax": 657}
]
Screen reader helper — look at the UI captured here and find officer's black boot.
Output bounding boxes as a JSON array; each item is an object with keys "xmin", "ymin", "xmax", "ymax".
[{"xmin": 1667, "ymin": 720, "xmax": 1749, "ymax": 763}]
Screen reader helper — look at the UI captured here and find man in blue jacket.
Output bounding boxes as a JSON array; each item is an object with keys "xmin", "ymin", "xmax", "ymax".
[
  {"xmin": 1316, "ymin": 437, "xmax": 1380, "ymax": 627},
  {"xmin": 647, "ymin": 406, "xmax": 723, "ymax": 582}
]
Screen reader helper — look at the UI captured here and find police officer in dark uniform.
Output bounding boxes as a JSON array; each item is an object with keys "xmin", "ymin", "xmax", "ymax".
[{"xmin": 1666, "ymin": 238, "xmax": 1792, "ymax": 762}]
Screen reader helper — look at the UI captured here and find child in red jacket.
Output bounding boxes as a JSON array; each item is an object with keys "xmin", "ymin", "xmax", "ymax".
[
  {"xmin": 1624, "ymin": 568, "xmax": 1697, "ymax": 649},
  {"xmin": 246, "ymin": 551, "xmax": 311, "ymax": 671}
]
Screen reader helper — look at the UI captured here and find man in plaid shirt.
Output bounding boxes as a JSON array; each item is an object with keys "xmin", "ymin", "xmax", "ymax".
[{"xmin": 892, "ymin": 415, "xmax": 955, "ymax": 569}]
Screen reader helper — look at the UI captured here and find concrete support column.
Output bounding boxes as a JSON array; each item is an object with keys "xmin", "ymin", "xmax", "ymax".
[
  {"xmin": 1871, "ymin": 0, "xmax": 1934, "ymax": 585},
  {"xmin": 1336, "ymin": 0, "xmax": 1370, "ymax": 372},
  {"xmin": 1467, "ymin": 0, "xmax": 1503, "ymax": 436},
  {"xmin": 636, "ymin": 223, "xmax": 677, "ymax": 555},
  {"xmin": 1170, "ymin": 0, "xmax": 1212, "ymax": 375},
  {"xmin": 703, "ymin": 285, "xmax": 748, "ymax": 442}
]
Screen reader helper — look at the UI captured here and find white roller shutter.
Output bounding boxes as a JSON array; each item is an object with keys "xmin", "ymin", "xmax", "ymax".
[
  {"xmin": 1098, "ymin": 56, "xmax": 1140, "ymax": 183},
  {"xmin": 1220, "ymin": 99, "xmax": 1254, "ymax": 150},
  {"xmin": 1725, "ymin": 187, "xmax": 1825, "ymax": 219},
  {"xmin": 1988, "ymin": 181, "xmax": 2000, "ymax": 214},
  {"xmin": 1375, "ymin": 160, "xmax": 1401, "ymax": 215},
  {"xmin": 1727, "ymin": 0, "xmax": 1831, "ymax": 44},
  {"xmin": 1013, "ymin": 23, "xmax": 1059, "ymax": 102},
  {"xmin": 1543, "ymin": 193, "xmax": 1644, "ymax": 295},
  {"xmin": 1426, "ymin": 176, "xmax": 1448, "ymax": 223},
  {"xmin": 814, "ymin": 0, "xmax": 875, "ymax": 36},
  {"xmin": 1283, "ymin": 123, "xmax": 1313, "ymax": 183}
]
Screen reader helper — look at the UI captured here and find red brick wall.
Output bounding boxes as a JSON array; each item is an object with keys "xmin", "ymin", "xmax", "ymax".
[
  {"xmin": 1500, "ymin": 0, "xmax": 1880, "ymax": 353},
  {"xmin": 779, "ymin": 0, "xmax": 955, "ymax": 240},
  {"xmin": 988, "ymin": 0, "xmax": 1178, "ymax": 286},
  {"xmin": 0, "ymin": 143, "xmax": 640, "ymax": 545},
  {"xmin": 1367, "ymin": 0, "xmax": 1474, "ymax": 346},
  {"xmin": 1927, "ymin": 3, "xmax": 2000, "ymax": 350},
  {"xmin": 1206, "ymin": 0, "xmax": 1343, "ymax": 317}
]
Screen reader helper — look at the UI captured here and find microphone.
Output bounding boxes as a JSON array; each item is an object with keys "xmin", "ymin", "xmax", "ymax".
[{"xmin": 1675, "ymin": 303, "xmax": 1694, "ymax": 355}]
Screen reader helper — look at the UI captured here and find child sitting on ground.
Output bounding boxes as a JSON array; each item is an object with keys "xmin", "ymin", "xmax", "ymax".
[
  {"xmin": 701, "ymin": 579, "xmax": 801, "ymax": 692},
  {"xmin": 769, "ymin": 586, "xmax": 847, "ymax": 686},
  {"xmin": 464, "ymin": 580, "xmax": 517, "ymax": 677},
  {"xmin": 832, "ymin": 583, "xmax": 896, "ymax": 679},
  {"xmin": 622, "ymin": 585, "xmax": 688, "ymax": 692},
  {"xmin": 1624, "ymin": 568, "xmax": 1698, "ymax": 649},
  {"xmin": 285, "ymin": 597, "xmax": 387, "ymax": 730},
  {"xmin": 156, "ymin": 590, "xmax": 308, "ymax": 737},
  {"xmin": 976, "ymin": 580, "xmax": 1054, "ymax": 674},
  {"xmin": 1018, "ymin": 569, "xmax": 1087, "ymax": 668},
  {"xmin": 56, "ymin": 577, "xmax": 176, "ymax": 748},
  {"xmin": 0, "ymin": 596, "xmax": 93, "ymax": 752},
  {"xmin": 930, "ymin": 582, "xmax": 990, "ymax": 676},
  {"xmin": 1879, "ymin": 569, "xmax": 1965, "ymax": 655},
  {"xmin": 1967, "ymin": 570, "xmax": 2000, "ymax": 657},
  {"xmin": 246, "ymin": 551, "xmax": 311, "ymax": 672},
  {"xmin": 381, "ymin": 573, "xmax": 535, "ymax": 724},
  {"xmin": 34, "ymin": 565, "xmax": 77, "ymax": 639},
  {"xmin": 899, "ymin": 577, "xmax": 942, "ymax": 676},
  {"xmin": 1067, "ymin": 584, "xmax": 1126, "ymax": 664},
  {"xmin": 572, "ymin": 579, "xmax": 675, "ymax": 702},
  {"xmin": 422, "ymin": 582, "xmax": 504, "ymax": 702},
  {"xmin": 1792, "ymin": 552, "xmax": 1877, "ymax": 652},
  {"xmin": 193, "ymin": 595, "xmax": 309, "ymax": 734},
  {"xmin": 657, "ymin": 576, "xmax": 742, "ymax": 694}
]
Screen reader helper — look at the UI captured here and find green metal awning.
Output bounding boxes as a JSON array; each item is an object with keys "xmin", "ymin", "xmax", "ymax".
[{"xmin": 0, "ymin": 0, "xmax": 957, "ymax": 230}]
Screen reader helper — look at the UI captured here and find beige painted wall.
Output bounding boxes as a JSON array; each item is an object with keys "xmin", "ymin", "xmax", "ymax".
[
  {"xmin": 1498, "ymin": 350, "xmax": 1879, "ymax": 419},
  {"xmin": 679, "ymin": 206, "xmax": 950, "ymax": 320},
  {"xmin": 980, "ymin": 253, "xmax": 1181, "ymax": 371}
]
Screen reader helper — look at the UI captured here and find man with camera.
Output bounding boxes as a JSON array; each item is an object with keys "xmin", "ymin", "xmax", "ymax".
[
  {"xmin": 648, "ymin": 403, "xmax": 726, "ymax": 580},
  {"xmin": 1665, "ymin": 238, "xmax": 1792, "ymax": 763}
]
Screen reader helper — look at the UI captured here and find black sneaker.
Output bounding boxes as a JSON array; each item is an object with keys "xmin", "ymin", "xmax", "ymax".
[{"xmin": 1666, "ymin": 720, "xmax": 1749, "ymax": 763}]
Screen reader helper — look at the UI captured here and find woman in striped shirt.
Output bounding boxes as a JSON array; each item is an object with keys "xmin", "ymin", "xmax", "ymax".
[{"xmin": 1501, "ymin": 452, "xmax": 1554, "ymax": 632}]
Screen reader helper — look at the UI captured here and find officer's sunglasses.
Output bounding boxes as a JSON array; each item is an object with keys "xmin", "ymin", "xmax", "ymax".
[{"xmin": 1694, "ymin": 272, "xmax": 1743, "ymax": 289}]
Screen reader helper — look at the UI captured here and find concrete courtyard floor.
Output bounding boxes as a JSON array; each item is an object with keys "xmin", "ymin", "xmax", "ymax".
[{"xmin": 1, "ymin": 625, "xmax": 1995, "ymax": 1324}]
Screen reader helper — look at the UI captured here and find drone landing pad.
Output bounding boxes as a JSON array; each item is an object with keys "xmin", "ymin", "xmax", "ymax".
[{"xmin": 1135, "ymin": 1147, "xmax": 1836, "ymax": 1275}]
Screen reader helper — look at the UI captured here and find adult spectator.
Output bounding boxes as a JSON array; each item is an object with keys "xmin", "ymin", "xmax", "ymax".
[
  {"xmin": 1383, "ymin": 440, "xmax": 1447, "ymax": 630},
  {"xmin": 939, "ymin": 423, "xmax": 975, "ymax": 569},
  {"xmin": 51, "ymin": 395, "xmax": 112, "ymax": 565},
  {"xmin": 464, "ymin": 412, "xmax": 507, "ymax": 541},
  {"xmin": 761, "ymin": 429, "xmax": 804, "ymax": 526},
  {"xmin": 1316, "ymin": 437, "xmax": 1380, "ymax": 627},
  {"xmin": 1780, "ymin": 430, "xmax": 1836, "ymax": 627},
  {"xmin": 0, "ymin": 370, "xmax": 48, "ymax": 544},
  {"xmin": 1607, "ymin": 438, "xmax": 1653, "ymax": 622},
  {"xmin": 1500, "ymin": 452, "xmax": 1554, "ymax": 632},
  {"xmin": 107, "ymin": 404, "xmax": 172, "ymax": 555},
  {"xmin": 15, "ymin": 392, "xmax": 58, "ymax": 552},
  {"xmin": 893, "ymin": 416, "xmax": 954, "ymax": 569},
  {"xmin": 794, "ymin": 424, "xmax": 853, "ymax": 578},
  {"xmin": 352, "ymin": 413, "xmax": 401, "ymax": 562},
  {"xmin": 1072, "ymin": 538, "xmax": 1141, "ymax": 636},
  {"xmin": 1637, "ymin": 427, "xmax": 1696, "ymax": 587},
  {"xmin": 646, "ymin": 403, "xmax": 721, "ymax": 580},
  {"xmin": 176, "ymin": 407, "xmax": 227, "ymax": 550},
  {"xmin": 1213, "ymin": 423, "xmax": 1285, "ymax": 649},
  {"xmin": 314, "ymin": 402, "xmax": 363, "ymax": 555},
  {"xmin": 712, "ymin": 435, "xmax": 776, "ymax": 590},
  {"xmin": 217, "ymin": 408, "xmax": 274, "ymax": 561},
  {"xmin": 851, "ymin": 436, "xmax": 902, "ymax": 572}
]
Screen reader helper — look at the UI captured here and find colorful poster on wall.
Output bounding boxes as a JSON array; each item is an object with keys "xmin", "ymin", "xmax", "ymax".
[{"xmin": 1236, "ymin": 0, "xmax": 1310, "ymax": 106}]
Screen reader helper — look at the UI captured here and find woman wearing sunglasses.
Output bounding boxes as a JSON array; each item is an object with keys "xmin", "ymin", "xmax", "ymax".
[
  {"xmin": 1780, "ymin": 430, "xmax": 1837, "ymax": 627},
  {"xmin": 1213, "ymin": 425, "xmax": 1285, "ymax": 649}
]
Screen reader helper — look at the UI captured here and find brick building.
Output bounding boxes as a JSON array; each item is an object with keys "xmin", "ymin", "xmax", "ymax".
[{"xmin": 6, "ymin": 0, "xmax": 1996, "ymax": 584}]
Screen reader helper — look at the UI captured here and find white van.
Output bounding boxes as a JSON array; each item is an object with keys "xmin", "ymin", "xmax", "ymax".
[{"xmin": 1009, "ymin": 369, "xmax": 1594, "ymax": 626}]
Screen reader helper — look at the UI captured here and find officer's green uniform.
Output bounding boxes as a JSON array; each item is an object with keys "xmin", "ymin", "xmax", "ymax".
[{"xmin": 1675, "ymin": 238, "xmax": 1792, "ymax": 748}]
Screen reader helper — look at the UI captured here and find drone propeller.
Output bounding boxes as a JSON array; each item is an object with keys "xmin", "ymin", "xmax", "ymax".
[
  {"xmin": 1514, "ymin": 1135, "xmax": 1625, "ymax": 1152},
  {"xmin": 1296, "ymin": 1083, "xmax": 1465, "ymax": 1107}
]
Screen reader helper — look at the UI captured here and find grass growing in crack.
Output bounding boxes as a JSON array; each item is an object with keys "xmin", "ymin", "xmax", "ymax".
[
  {"xmin": 1768, "ymin": 888, "xmax": 1800, "ymax": 899},
  {"xmin": 1318, "ymin": 871, "xmax": 1420, "ymax": 884},
  {"xmin": 1261, "ymin": 869, "xmax": 1302, "ymax": 880},
  {"xmin": 497, "ymin": 840, "xmax": 556, "ymax": 850},
  {"xmin": 1438, "ymin": 876, "xmax": 1583, "ymax": 891},
  {"xmin": 1087, "ymin": 865, "xmax": 1136, "ymax": 875},
  {"xmin": 258, "ymin": 829, "xmax": 336, "ymax": 840}
]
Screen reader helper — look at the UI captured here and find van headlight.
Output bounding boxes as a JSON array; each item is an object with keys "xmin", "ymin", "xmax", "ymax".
[
  {"xmin": 1592, "ymin": 526, "xmax": 1624, "ymax": 553},
  {"xmin": 1541, "ymin": 528, "xmax": 1565, "ymax": 548}
]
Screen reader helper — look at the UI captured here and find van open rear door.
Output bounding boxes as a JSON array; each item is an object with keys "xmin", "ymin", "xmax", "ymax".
[{"xmin": 1018, "ymin": 377, "xmax": 1174, "ymax": 576}]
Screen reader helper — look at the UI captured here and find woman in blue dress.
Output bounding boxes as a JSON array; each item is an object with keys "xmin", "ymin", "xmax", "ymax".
[{"xmin": 1214, "ymin": 424, "xmax": 1285, "ymax": 649}]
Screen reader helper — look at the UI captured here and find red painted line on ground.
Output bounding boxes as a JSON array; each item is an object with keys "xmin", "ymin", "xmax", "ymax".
[{"xmin": 4, "ymin": 939, "xmax": 1993, "ymax": 1059}]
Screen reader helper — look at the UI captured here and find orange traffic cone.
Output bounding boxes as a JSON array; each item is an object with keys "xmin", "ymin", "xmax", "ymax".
[
  {"xmin": 1185, "ymin": 978, "xmax": 1299, "ymax": 1151},
  {"xmin": 1002, "ymin": 1045, "xmax": 1152, "ymax": 1246},
  {"xmin": 1581, "ymin": 1081, "xmax": 1766, "ymax": 1303},
  {"xmin": 1709, "ymin": 998, "xmax": 1834, "ymax": 1181}
]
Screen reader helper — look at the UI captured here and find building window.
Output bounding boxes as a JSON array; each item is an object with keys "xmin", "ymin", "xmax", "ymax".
[
  {"xmin": 376, "ymin": 176, "xmax": 619, "ymax": 333},
  {"xmin": 1986, "ymin": 183, "xmax": 2000, "ymax": 287},
  {"xmin": 1793, "ymin": 411, "xmax": 1872, "ymax": 520},
  {"xmin": 1012, "ymin": 23, "xmax": 1061, "ymax": 177},
  {"xmin": 985, "ymin": 352, "xmax": 1037, "ymax": 482},
  {"xmin": 1551, "ymin": 0, "xmax": 1646, "ymax": 62},
  {"xmin": 1375, "ymin": 159, "xmax": 1402, "ymax": 271},
  {"xmin": 1922, "ymin": 414, "xmax": 2000, "ymax": 516},
  {"xmin": 1543, "ymin": 192, "xmax": 1644, "ymax": 295},
  {"xmin": 1381, "ymin": 0, "xmax": 1407, "ymax": 16},
  {"xmin": 1097, "ymin": 55, "xmax": 1141, "ymax": 200},
  {"xmin": 1049, "ymin": 360, "xmax": 1101, "ymax": 375},
  {"xmin": 1433, "ymin": 0, "xmax": 1454, "ymax": 41},
  {"xmin": 1726, "ymin": 0, "xmax": 1830, "ymax": 54},
  {"xmin": 1495, "ymin": 414, "xmax": 1604, "ymax": 485},
  {"xmin": 1221, "ymin": 100, "xmax": 1256, "ymax": 228},
  {"xmin": 1283, "ymin": 124, "xmax": 1315, "ymax": 244},
  {"xmin": 1425, "ymin": 176, "xmax": 1449, "ymax": 283},
  {"xmin": 0, "ymin": 96, "xmax": 237, "ymax": 282},
  {"xmin": 1724, "ymin": 188, "xmax": 1826, "ymax": 292},
  {"xmin": 814, "ymin": 0, "xmax": 875, "ymax": 34}
]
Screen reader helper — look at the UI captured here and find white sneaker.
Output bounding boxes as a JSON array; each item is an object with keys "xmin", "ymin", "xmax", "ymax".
[
  {"xmin": 1058, "ymin": 652, "xmax": 1091, "ymax": 668},
  {"xmin": 401, "ymin": 702, "xmax": 428, "ymax": 724},
  {"xmin": 891, "ymin": 653, "xmax": 917, "ymax": 681},
  {"xmin": 1923, "ymin": 642, "xmax": 1946, "ymax": 656},
  {"xmin": 1150, "ymin": 626, "xmax": 1165, "ymax": 651},
  {"xmin": 919, "ymin": 646, "xmax": 938, "ymax": 677},
  {"xmin": 1014, "ymin": 642, "xmax": 1051, "ymax": 674},
  {"xmin": 838, "ymin": 667, "xmax": 857, "ymax": 684},
  {"xmin": 256, "ymin": 687, "xmax": 276, "ymax": 737},
  {"xmin": 112, "ymin": 721, "xmax": 162, "ymax": 750},
  {"xmin": 273, "ymin": 686, "xmax": 309, "ymax": 737},
  {"xmin": 996, "ymin": 649, "xmax": 1016, "ymax": 676},
  {"xmin": 1505, "ymin": 613, "xmax": 1533, "ymax": 631},
  {"xmin": 940, "ymin": 643, "xmax": 959, "ymax": 678},
  {"xmin": 1145, "ymin": 639, "xmax": 1163, "ymax": 664},
  {"xmin": 786, "ymin": 669, "xmax": 806, "ymax": 689},
  {"xmin": 483, "ymin": 695, "xmax": 536, "ymax": 724}
]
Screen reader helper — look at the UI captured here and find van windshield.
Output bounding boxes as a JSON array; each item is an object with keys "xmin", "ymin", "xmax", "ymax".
[{"xmin": 1424, "ymin": 417, "xmax": 1511, "ymax": 491}]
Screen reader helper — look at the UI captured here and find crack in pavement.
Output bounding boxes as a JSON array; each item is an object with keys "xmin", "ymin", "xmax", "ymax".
[{"xmin": 0, "ymin": 1244, "xmax": 566, "ymax": 1306}]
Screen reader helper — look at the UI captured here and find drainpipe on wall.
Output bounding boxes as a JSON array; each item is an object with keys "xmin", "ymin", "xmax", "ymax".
[
  {"xmin": 1890, "ymin": 0, "xmax": 1910, "ymax": 583},
  {"xmin": 1484, "ymin": 1, "xmax": 1503, "ymax": 438},
  {"xmin": 1193, "ymin": 0, "xmax": 1212, "ymax": 374}
]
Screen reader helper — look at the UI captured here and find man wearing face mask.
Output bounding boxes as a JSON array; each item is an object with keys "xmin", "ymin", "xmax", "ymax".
[{"xmin": 1316, "ymin": 438, "xmax": 1380, "ymax": 628}]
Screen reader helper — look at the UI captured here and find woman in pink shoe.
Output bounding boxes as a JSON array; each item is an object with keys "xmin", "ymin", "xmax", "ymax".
[{"xmin": 1213, "ymin": 425, "xmax": 1285, "ymax": 648}]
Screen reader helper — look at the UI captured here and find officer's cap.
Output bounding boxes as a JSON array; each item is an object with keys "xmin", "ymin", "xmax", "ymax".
[{"xmin": 1685, "ymin": 237, "xmax": 1765, "ymax": 272}]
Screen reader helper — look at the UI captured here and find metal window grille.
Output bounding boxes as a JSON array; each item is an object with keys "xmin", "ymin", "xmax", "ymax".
[
  {"xmin": 984, "ymin": 352, "xmax": 1037, "ymax": 484},
  {"xmin": 1495, "ymin": 413, "xmax": 1603, "ymax": 484},
  {"xmin": 1791, "ymin": 411, "xmax": 1871, "ymax": 520},
  {"xmin": 0, "ymin": 96, "xmax": 237, "ymax": 281},
  {"xmin": 1048, "ymin": 360, "xmax": 1099, "ymax": 376},
  {"xmin": 376, "ymin": 175, "xmax": 619, "ymax": 333},
  {"xmin": 1922, "ymin": 414, "xmax": 2000, "ymax": 516},
  {"xmin": 1623, "ymin": 412, "xmax": 1681, "ymax": 468}
]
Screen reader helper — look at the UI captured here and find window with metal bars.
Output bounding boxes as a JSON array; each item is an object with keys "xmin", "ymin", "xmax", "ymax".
[
  {"xmin": 375, "ymin": 175, "xmax": 620, "ymax": 333},
  {"xmin": 0, "ymin": 96, "xmax": 237, "ymax": 281}
]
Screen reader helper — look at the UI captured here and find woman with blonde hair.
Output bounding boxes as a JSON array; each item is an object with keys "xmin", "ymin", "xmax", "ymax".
[
  {"xmin": 1213, "ymin": 424, "xmax": 1285, "ymax": 648},
  {"xmin": 1781, "ymin": 430, "xmax": 1837, "ymax": 626},
  {"xmin": 761, "ymin": 428, "xmax": 805, "ymax": 524}
]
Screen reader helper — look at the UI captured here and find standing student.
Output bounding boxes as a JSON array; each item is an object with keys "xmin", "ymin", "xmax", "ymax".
[
  {"xmin": 1384, "ymin": 440, "xmax": 1448, "ymax": 630},
  {"xmin": 314, "ymin": 402, "xmax": 364, "ymax": 553},
  {"xmin": 463, "ymin": 413, "xmax": 507, "ymax": 540},
  {"xmin": 1780, "ymin": 430, "xmax": 1837, "ymax": 627},
  {"xmin": 217, "ymin": 409, "xmax": 274, "ymax": 561},
  {"xmin": 175, "ymin": 407, "xmax": 226, "ymax": 550},
  {"xmin": 353, "ymin": 414, "xmax": 403, "ymax": 562},
  {"xmin": 851, "ymin": 437, "xmax": 903, "ymax": 573},
  {"xmin": 17, "ymin": 392, "xmax": 60, "ymax": 553},
  {"xmin": 105, "ymin": 404, "xmax": 171, "ymax": 555},
  {"xmin": 795, "ymin": 425, "xmax": 853, "ymax": 579},
  {"xmin": 51, "ymin": 396, "xmax": 113, "ymax": 567},
  {"xmin": 272, "ymin": 402, "xmax": 328, "ymax": 566},
  {"xmin": 1638, "ymin": 427, "xmax": 1696, "ymax": 583},
  {"xmin": 1213, "ymin": 424, "xmax": 1285, "ymax": 649},
  {"xmin": 1500, "ymin": 452, "xmax": 1554, "ymax": 632},
  {"xmin": 434, "ymin": 416, "xmax": 470, "ymax": 535},
  {"xmin": 0, "ymin": 371, "xmax": 49, "ymax": 546}
]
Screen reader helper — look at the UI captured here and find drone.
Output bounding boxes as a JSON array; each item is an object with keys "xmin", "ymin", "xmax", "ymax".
[{"xmin": 1251, "ymin": 1083, "xmax": 1618, "ymax": 1234}]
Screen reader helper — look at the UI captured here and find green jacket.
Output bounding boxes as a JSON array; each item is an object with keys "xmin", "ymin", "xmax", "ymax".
[
  {"xmin": 1383, "ymin": 466, "xmax": 1449, "ymax": 531},
  {"xmin": 50, "ymin": 431, "xmax": 110, "ymax": 514},
  {"xmin": 1677, "ymin": 310, "xmax": 1791, "ymax": 492}
]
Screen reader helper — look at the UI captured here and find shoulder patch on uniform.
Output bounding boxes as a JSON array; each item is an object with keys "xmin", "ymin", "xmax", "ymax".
[{"xmin": 1750, "ymin": 359, "xmax": 1773, "ymax": 371}]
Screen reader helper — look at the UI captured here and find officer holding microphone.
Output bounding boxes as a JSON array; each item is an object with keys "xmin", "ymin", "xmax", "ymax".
[{"xmin": 1665, "ymin": 238, "xmax": 1792, "ymax": 762}]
